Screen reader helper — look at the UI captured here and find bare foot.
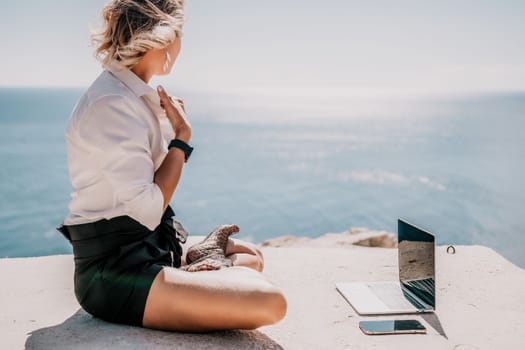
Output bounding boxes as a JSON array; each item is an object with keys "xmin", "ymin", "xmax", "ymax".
[{"xmin": 185, "ymin": 224, "xmax": 240, "ymax": 265}]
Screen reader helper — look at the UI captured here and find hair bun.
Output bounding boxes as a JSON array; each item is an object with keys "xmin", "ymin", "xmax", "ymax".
[{"xmin": 90, "ymin": 0, "xmax": 186, "ymax": 68}]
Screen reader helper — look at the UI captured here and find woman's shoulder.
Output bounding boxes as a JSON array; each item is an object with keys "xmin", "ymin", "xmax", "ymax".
[
  {"xmin": 84, "ymin": 70, "xmax": 138, "ymax": 109},
  {"xmin": 68, "ymin": 95, "xmax": 146, "ymax": 146},
  {"xmin": 71, "ymin": 72, "xmax": 143, "ymax": 120},
  {"xmin": 66, "ymin": 71, "xmax": 150, "ymax": 139}
]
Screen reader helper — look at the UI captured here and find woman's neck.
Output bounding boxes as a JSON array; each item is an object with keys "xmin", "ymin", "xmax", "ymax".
[{"xmin": 131, "ymin": 63, "xmax": 153, "ymax": 84}]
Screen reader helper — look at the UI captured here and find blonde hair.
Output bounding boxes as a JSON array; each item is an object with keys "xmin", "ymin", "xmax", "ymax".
[{"xmin": 90, "ymin": 0, "xmax": 186, "ymax": 69}]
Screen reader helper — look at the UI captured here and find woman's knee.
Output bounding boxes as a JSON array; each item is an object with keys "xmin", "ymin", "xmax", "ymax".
[{"xmin": 252, "ymin": 285, "xmax": 288, "ymax": 326}]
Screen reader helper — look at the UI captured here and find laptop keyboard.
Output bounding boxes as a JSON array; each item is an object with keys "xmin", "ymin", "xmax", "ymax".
[
  {"xmin": 368, "ymin": 282, "xmax": 416, "ymax": 310},
  {"xmin": 403, "ymin": 278, "xmax": 435, "ymax": 295},
  {"xmin": 402, "ymin": 278, "xmax": 435, "ymax": 308}
]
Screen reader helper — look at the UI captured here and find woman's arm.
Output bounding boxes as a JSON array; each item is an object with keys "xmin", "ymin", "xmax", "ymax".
[
  {"xmin": 154, "ymin": 142, "xmax": 188, "ymax": 212},
  {"xmin": 154, "ymin": 85, "xmax": 192, "ymax": 211}
]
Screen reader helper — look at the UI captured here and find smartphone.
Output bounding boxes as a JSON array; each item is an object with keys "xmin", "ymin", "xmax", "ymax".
[{"xmin": 359, "ymin": 320, "xmax": 426, "ymax": 335}]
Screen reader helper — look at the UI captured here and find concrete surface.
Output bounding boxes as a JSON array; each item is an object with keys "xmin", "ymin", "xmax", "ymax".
[{"xmin": 1, "ymin": 231, "xmax": 524, "ymax": 349}]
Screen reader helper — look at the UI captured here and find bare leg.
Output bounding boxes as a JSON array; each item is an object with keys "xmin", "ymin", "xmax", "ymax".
[
  {"xmin": 228, "ymin": 253, "xmax": 263, "ymax": 272},
  {"xmin": 225, "ymin": 238, "xmax": 264, "ymax": 269},
  {"xmin": 142, "ymin": 266, "xmax": 287, "ymax": 331}
]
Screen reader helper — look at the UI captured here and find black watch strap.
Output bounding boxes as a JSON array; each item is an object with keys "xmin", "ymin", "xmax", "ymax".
[{"xmin": 168, "ymin": 138, "xmax": 193, "ymax": 162}]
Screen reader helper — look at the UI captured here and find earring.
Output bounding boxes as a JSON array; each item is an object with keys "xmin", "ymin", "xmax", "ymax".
[{"xmin": 163, "ymin": 51, "xmax": 171, "ymax": 73}]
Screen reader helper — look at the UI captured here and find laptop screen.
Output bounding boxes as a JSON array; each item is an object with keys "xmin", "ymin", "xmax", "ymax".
[{"xmin": 398, "ymin": 219, "xmax": 436, "ymax": 310}]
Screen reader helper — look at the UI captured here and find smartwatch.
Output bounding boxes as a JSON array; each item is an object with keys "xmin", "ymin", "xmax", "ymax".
[{"xmin": 168, "ymin": 138, "xmax": 193, "ymax": 162}]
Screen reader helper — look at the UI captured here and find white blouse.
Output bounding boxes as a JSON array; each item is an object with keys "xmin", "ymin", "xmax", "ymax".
[{"xmin": 63, "ymin": 62, "xmax": 176, "ymax": 231}]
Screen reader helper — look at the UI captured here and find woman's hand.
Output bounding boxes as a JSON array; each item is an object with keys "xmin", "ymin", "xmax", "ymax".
[{"xmin": 157, "ymin": 85, "xmax": 192, "ymax": 142}]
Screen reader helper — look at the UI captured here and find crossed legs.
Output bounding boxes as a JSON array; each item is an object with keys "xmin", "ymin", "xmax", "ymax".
[{"xmin": 142, "ymin": 235, "xmax": 284, "ymax": 331}]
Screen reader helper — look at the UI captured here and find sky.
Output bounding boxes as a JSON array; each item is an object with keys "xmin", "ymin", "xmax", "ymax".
[{"xmin": 0, "ymin": 0, "xmax": 524, "ymax": 95}]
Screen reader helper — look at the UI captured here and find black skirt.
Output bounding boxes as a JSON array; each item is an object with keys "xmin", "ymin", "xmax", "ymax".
[{"xmin": 56, "ymin": 205, "xmax": 186, "ymax": 327}]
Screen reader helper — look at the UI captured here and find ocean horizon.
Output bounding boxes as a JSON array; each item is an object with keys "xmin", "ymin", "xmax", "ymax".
[{"xmin": 1, "ymin": 87, "xmax": 524, "ymax": 268}]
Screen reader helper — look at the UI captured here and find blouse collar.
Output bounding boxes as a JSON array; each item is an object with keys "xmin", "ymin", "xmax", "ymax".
[
  {"xmin": 103, "ymin": 61, "xmax": 157, "ymax": 98},
  {"xmin": 103, "ymin": 61, "xmax": 166, "ymax": 118}
]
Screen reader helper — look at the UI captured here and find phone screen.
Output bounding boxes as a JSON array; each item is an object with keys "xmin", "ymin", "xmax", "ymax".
[{"xmin": 359, "ymin": 320, "xmax": 426, "ymax": 335}]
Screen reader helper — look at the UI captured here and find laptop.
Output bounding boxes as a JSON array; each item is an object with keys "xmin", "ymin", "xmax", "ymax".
[{"xmin": 335, "ymin": 218, "xmax": 435, "ymax": 315}]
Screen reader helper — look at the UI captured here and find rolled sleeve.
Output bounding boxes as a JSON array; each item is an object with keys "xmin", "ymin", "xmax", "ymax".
[{"xmin": 78, "ymin": 94, "xmax": 165, "ymax": 231}]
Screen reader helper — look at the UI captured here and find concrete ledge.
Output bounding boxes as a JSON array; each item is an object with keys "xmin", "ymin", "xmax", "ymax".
[{"xmin": 1, "ymin": 231, "xmax": 524, "ymax": 349}]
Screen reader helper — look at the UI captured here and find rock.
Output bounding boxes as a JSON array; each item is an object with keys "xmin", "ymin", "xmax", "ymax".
[
  {"xmin": 353, "ymin": 234, "xmax": 398, "ymax": 248},
  {"xmin": 261, "ymin": 235, "xmax": 312, "ymax": 247},
  {"xmin": 262, "ymin": 228, "xmax": 397, "ymax": 248}
]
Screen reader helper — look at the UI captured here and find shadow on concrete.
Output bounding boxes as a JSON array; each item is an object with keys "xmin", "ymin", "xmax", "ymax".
[
  {"xmin": 422, "ymin": 313, "xmax": 448, "ymax": 339},
  {"xmin": 25, "ymin": 308, "xmax": 284, "ymax": 350}
]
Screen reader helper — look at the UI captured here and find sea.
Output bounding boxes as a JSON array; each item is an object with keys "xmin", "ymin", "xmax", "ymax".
[{"xmin": 1, "ymin": 87, "xmax": 524, "ymax": 268}]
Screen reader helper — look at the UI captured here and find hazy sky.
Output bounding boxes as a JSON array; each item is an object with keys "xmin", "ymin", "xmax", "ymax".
[{"xmin": 1, "ymin": 0, "xmax": 524, "ymax": 94}]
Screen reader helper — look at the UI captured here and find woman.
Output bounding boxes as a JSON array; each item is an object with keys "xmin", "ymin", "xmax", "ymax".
[{"xmin": 57, "ymin": 0, "xmax": 287, "ymax": 332}]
